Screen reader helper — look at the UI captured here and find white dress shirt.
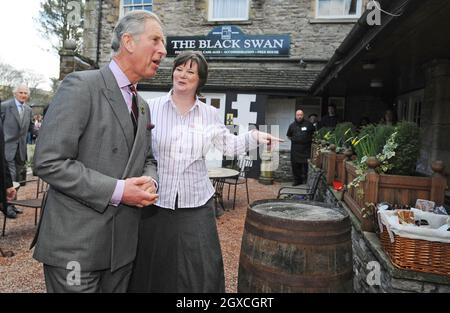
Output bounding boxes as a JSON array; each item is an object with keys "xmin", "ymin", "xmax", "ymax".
[{"xmin": 149, "ymin": 92, "xmax": 258, "ymax": 209}]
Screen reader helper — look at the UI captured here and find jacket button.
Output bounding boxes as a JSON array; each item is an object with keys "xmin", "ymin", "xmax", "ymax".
[{"xmin": 112, "ymin": 148, "xmax": 118, "ymax": 153}]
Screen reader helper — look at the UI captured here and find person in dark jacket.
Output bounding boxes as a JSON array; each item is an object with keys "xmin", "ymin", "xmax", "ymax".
[
  {"xmin": 1, "ymin": 112, "xmax": 17, "ymax": 257},
  {"xmin": 287, "ymin": 109, "xmax": 315, "ymax": 186},
  {"xmin": 320, "ymin": 105, "xmax": 340, "ymax": 129}
]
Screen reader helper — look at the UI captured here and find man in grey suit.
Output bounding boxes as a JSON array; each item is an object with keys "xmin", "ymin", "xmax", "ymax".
[
  {"xmin": 32, "ymin": 11, "xmax": 167, "ymax": 292},
  {"xmin": 1, "ymin": 84, "xmax": 33, "ymax": 216}
]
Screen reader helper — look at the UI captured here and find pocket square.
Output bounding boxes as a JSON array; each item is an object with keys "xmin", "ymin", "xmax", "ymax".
[{"xmin": 147, "ymin": 123, "xmax": 155, "ymax": 130}]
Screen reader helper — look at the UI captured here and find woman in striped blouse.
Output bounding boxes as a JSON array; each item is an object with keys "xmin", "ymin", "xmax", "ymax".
[{"xmin": 128, "ymin": 51, "xmax": 281, "ymax": 293}]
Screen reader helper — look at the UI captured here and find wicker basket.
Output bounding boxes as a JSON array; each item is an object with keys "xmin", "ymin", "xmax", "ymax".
[{"xmin": 380, "ymin": 230, "xmax": 450, "ymax": 276}]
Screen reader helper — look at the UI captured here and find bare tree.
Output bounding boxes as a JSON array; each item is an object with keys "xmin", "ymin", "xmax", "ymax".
[
  {"xmin": 22, "ymin": 71, "xmax": 46, "ymax": 99},
  {"xmin": 37, "ymin": 0, "xmax": 84, "ymax": 52},
  {"xmin": 0, "ymin": 62, "xmax": 24, "ymax": 100}
]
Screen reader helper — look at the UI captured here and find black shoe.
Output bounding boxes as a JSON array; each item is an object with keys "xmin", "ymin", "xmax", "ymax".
[
  {"xmin": 5, "ymin": 206, "xmax": 17, "ymax": 219},
  {"xmin": 12, "ymin": 206, "xmax": 23, "ymax": 214}
]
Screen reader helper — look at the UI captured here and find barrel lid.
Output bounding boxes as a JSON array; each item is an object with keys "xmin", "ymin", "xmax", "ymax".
[{"xmin": 250, "ymin": 200, "xmax": 346, "ymax": 222}]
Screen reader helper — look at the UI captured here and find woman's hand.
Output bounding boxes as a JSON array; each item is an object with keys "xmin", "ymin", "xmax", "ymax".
[{"xmin": 251, "ymin": 130, "xmax": 284, "ymax": 147}]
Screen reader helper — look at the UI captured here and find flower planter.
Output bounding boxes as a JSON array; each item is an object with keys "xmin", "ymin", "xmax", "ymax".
[
  {"xmin": 343, "ymin": 161, "xmax": 448, "ymax": 232},
  {"xmin": 321, "ymin": 150, "xmax": 347, "ymax": 186}
]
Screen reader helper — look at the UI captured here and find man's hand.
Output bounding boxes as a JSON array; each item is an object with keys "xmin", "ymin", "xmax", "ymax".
[
  {"xmin": 137, "ymin": 176, "xmax": 157, "ymax": 195},
  {"xmin": 6, "ymin": 187, "xmax": 16, "ymax": 202},
  {"xmin": 121, "ymin": 176, "xmax": 158, "ymax": 208}
]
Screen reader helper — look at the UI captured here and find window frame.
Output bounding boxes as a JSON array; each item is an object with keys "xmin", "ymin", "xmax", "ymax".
[
  {"xmin": 120, "ymin": 0, "xmax": 153, "ymax": 17},
  {"xmin": 315, "ymin": 0, "xmax": 363, "ymax": 19},
  {"xmin": 208, "ymin": 0, "xmax": 250, "ymax": 22}
]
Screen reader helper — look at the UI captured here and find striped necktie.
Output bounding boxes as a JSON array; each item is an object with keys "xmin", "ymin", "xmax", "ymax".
[{"xmin": 128, "ymin": 85, "xmax": 138, "ymax": 136}]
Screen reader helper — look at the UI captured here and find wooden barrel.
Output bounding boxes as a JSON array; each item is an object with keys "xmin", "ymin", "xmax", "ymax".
[{"xmin": 238, "ymin": 200, "xmax": 353, "ymax": 293}]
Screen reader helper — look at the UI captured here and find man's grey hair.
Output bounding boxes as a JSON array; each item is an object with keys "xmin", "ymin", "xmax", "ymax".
[
  {"xmin": 111, "ymin": 10, "xmax": 162, "ymax": 54},
  {"xmin": 13, "ymin": 83, "xmax": 30, "ymax": 94}
]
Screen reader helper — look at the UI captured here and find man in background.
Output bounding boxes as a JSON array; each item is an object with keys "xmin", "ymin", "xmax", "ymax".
[
  {"xmin": 1, "ymin": 84, "xmax": 33, "ymax": 215},
  {"xmin": 287, "ymin": 109, "xmax": 315, "ymax": 186},
  {"xmin": 308, "ymin": 113, "xmax": 319, "ymax": 131},
  {"xmin": 320, "ymin": 104, "xmax": 340, "ymax": 129},
  {"xmin": 1, "ymin": 109, "xmax": 18, "ymax": 223}
]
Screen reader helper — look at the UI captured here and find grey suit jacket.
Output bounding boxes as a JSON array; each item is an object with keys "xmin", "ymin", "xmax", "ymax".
[
  {"xmin": 32, "ymin": 66, "xmax": 158, "ymax": 272},
  {"xmin": 0, "ymin": 98, "xmax": 33, "ymax": 162}
]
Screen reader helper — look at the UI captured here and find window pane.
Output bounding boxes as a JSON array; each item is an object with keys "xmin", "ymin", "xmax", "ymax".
[
  {"xmin": 347, "ymin": 0, "xmax": 358, "ymax": 14},
  {"xmin": 318, "ymin": 0, "xmax": 360, "ymax": 17},
  {"xmin": 212, "ymin": 0, "xmax": 247, "ymax": 20},
  {"xmin": 123, "ymin": 0, "xmax": 152, "ymax": 12}
]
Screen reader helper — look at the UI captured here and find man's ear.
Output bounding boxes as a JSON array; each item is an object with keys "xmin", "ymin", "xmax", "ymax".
[{"xmin": 122, "ymin": 33, "xmax": 136, "ymax": 53}]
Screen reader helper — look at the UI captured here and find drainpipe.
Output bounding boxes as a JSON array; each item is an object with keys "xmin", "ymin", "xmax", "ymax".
[{"xmin": 96, "ymin": 0, "xmax": 104, "ymax": 67}]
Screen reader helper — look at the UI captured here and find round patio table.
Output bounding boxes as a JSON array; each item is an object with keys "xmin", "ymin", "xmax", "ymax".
[
  {"xmin": 208, "ymin": 167, "xmax": 239, "ymax": 179},
  {"xmin": 208, "ymin": 168, "xmax": 239, "ymax": 217}
]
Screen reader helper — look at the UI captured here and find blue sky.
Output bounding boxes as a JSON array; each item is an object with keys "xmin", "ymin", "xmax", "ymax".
[{"xmin": 0, "ymin": 0, "xmax": 59, "ymax": 90}]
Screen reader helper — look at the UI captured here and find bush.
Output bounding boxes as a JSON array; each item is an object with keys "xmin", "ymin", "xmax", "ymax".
[{"xmin": 388, "ymin": 121, "xmax": 420, "ymax": 175}]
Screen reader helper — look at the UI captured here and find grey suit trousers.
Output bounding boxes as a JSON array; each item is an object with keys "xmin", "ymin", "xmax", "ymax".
[{"xmin": 43, "ymin": 262, "xmax": 133, "ymax": 293}]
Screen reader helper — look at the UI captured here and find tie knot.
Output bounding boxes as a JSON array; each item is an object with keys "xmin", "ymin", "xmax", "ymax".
[{"xmin": 129, "ymin": 84, "xmax": 137, "ymax": 94}]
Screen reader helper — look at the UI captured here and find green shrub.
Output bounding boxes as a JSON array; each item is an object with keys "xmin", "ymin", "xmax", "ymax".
[{"xmin": 388, "ymin": 121, "xmax": 420, "ymax": 175}]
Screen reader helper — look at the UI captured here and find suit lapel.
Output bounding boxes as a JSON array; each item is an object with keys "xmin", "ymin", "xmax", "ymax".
[
  {"xmin": 20, "ymin": 105, "xmax": 30, "ymax": 130},
  {"xmin": 9, "ymin": 102, "xmax": 21, "ymax": 125},
  {"xmin": 100, "ymin": 66, "xmax": 134, "ymax": 154}
]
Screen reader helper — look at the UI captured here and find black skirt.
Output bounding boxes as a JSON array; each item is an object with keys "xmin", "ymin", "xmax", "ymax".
[{"xmin": 128, "ymin": 197, "xmax": 225, "ymax": 293}]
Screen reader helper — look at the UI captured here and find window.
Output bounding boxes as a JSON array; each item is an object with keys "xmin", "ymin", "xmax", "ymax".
[
  {"xmin": 316, "ymin": 0, "xmax": 362, "ymax": 19},
  {"xmin": 209, "ymin": 0, "xmax": 249, "ymax": 21},
  {"xmin": 396, "ymin": 90, "xmax": 423, "ymax": 127},
  {"xmin": 122, "ymin": 0, "xmax": 153, "ymax": 15}
]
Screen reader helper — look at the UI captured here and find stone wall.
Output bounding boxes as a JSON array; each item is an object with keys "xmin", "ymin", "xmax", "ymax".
[
  {"xmin": 83, "ymin": 0, "xmax": 120, "ymax": 65},
  {"xmin": 83, "ymin": 0, "xmax": 360, "ymax": 67},
  {"xmin": 420, "ymin": 59, "xmax": 450, "ymax": 187},
  {"xmin": 59, "ymin": 45, "xmax": 96, "ymax": 80},
  {"xmin": 273, "ymin": 149, "xmax": 294, "ymax": 182}
]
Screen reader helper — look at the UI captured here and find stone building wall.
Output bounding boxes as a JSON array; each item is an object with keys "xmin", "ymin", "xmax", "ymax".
[
  {"xmin": 83, "ymin": 0, "xmax": 121, "ymax": 65},
  {"xmin": 83, "ymin": 0, "xmax": 362, "ymax": 67}
]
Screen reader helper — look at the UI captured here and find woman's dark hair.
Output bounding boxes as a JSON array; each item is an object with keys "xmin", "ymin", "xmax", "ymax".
[{"xmin": 171, "ymin": 51, "xmax": 208, "ymax": 96}]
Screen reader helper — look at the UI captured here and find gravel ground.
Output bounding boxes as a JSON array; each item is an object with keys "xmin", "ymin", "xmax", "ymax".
[{"xmin": 0, "ymin": 176, "xmax": 281, "ymax": 293}]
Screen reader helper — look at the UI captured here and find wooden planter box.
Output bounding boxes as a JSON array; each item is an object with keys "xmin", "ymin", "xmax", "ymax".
[
  {"xmin": 343, "ymin": 161, "xmax": 448, "ymax": 232},
  {"xmin": 322, "ymin": 151, "xmax": 347, "ymax": 185}
]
